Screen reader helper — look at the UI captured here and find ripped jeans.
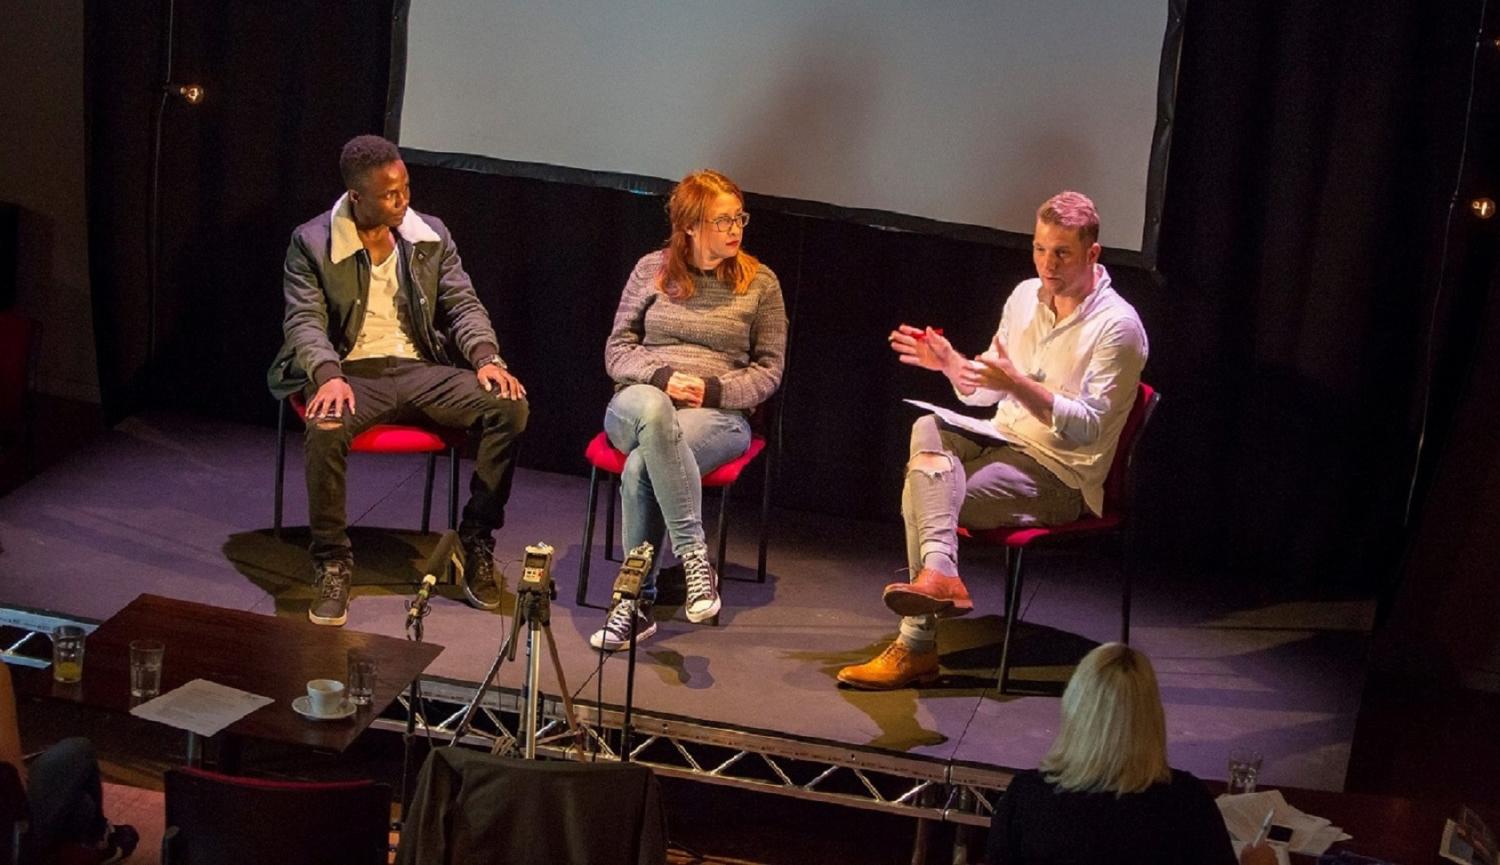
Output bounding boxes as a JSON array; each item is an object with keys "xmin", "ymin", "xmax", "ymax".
[{"xmin": 898, "ymin": 414, "xmax": 1083, "ymax": 650}]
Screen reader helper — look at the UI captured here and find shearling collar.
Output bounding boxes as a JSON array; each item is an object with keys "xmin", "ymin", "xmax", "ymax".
[{"xmin": 328, "ymin": 192, "xmax": 441, "ymax": 264}]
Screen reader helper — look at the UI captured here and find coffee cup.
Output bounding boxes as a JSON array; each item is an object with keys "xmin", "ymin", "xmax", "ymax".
[{"xmin": 306, "ymin": 678, "xmax": 346, "ymax": 716}]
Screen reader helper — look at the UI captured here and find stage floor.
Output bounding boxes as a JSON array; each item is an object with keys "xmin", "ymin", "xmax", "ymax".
[{"xmin": 0, "ymin": 413, "xmax": 1373, "ymax": 790}]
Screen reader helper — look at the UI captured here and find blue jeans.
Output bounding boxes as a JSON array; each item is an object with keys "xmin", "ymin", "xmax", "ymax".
[{"xmin": 604, "ymin": 384, "xmax": 751, "ymax": 601}]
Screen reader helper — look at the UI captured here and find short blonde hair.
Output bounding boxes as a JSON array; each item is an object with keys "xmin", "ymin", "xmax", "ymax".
[
  {"xmin": 1037, "ymin": 191, "xmax": 1100, "ymax": 247},
  {"xmin": 1037, "ymin": 643, "xmax": 1172, "ymax": 795}
]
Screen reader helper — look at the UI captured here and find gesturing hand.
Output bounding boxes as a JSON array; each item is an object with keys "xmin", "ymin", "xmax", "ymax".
[
  {"xmin": 666, "ymin": 372, "xmax": 706, "ymax": 408},
  {"xmin": 959, "ymin": 336, "xmax": 1022, "ymax": 392},
  {"xmin": 888, "ymin": 324, "xmax": 957, "ymax": 372},
  {"xmin": 479, "ymin": 364, "xmax": 526, "ymax": 400}
]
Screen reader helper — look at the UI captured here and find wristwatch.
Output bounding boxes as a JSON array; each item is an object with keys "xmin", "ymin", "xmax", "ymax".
[{"xmin": 476, "ymin": 354, "xmax": 507, "ymax": 371}]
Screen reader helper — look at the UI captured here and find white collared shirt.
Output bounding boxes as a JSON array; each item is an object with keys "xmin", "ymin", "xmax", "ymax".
[{"xmin": 957, "ymin": 264, "xmax": 1149, "ymax": 515}]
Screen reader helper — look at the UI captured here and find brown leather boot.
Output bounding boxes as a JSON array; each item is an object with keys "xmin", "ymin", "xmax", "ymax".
[
  {"xmin": 837, "ymin": 641, "xmax": 940, "ymax": 690},
  {"xmin": 882, "ymin": 567, "xmax": 974, "ymax": 618}
]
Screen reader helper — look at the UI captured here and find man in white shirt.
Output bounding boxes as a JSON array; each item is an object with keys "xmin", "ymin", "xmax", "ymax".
[{"xmin": 838, "ymin": 191, "xmax": 1149, "ymax": 690}]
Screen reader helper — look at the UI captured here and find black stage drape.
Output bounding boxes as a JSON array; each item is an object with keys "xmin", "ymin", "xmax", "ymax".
[{"xmin": 83, "ymin": 0, "xmax": 1495, "ymax": 596}]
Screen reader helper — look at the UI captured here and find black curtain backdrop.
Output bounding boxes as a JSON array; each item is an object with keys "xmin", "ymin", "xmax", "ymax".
[{"xmin": 83, "ymin": 0, "xmax": 1495, "ymax": 599}]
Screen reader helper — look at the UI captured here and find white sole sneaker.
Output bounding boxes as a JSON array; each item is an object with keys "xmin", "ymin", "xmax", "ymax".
[
  {"xmin": 589, "ymin": 619, "xmax": 658, "ymax": 652},
  {"xmin": 685, "ymin": 594, "xmax": 721, "ymax": 624}
]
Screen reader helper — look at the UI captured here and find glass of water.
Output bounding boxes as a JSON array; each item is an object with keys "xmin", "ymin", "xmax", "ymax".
[
  {"xmin": 129, "ymin": 639, "xmax": 165, "ymax": 699},
  {"xmin": 1227, "ymin": 748, "xmax": 1263, "ymax": 794},
  {"xmin": 347, "ymin": 650, "xmax": 376, "ymax": 707}
]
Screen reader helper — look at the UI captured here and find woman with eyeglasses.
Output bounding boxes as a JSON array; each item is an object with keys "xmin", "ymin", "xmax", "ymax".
[
  {"xmin": 590, "ymin": 169, "xmax": 788, "ymax": 651},
  {"xmin": 986, "ymin": 643, "xmax": 1276, "ymax": 865}
]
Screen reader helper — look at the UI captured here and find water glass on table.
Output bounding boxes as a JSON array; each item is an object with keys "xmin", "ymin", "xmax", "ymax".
[
  {"xmin": 347, "ymin": 650, "xmax": 376, "ymax": 707},
  {"xmin": 1227, "ymin": 748, "xmax": 1263, "ymax": 794},
  {"xmin": 51, "ymin": 625, "xmax": 87, "ymax": 683},
  {"xmin": 129, "ymin": 639, "xmax": 165, "ymax": 699}
]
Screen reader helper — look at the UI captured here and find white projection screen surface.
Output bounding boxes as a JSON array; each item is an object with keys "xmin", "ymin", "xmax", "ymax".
[{"xmin": 399, "ymin": 1, "xmax": 1173, "ymax": 253}]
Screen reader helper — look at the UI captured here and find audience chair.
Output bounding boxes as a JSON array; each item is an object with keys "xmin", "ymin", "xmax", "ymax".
[
  {"xmin": 162, "ymin": 767, "xmax": 391, "ymax": 865},
  {"xmin": 273, "ymin": 392, "xmax": 466, "ymax": 539},
  {"xmin": 0, "ymin": 311, "xmax": 41, "ymax": 481},
  {"xmin": 574, "ymin": 399, "xmax": 779, "ymax": 609},
  {"xmin": 963, "ymin": 382, "xmax": 1160, "ymax": 694}
]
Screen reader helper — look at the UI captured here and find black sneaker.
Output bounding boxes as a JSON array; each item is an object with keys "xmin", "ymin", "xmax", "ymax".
[
  {"xmin": 682, "ymin": 550, "xmax": 721, "ymax": 623},
  {"xmin": 459, "ymin": 533, "xmax": 503, "ymax": 610},
  {"xmin": 588, "ymin": 598, "xmax": 657, "ymax": 651},
  {"xmin": 308, "ymin": 559, "xmax": 352, "ymax": 626}
]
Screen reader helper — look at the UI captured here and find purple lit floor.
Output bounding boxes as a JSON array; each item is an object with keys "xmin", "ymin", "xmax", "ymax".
[{"xmin": 0, "ymin": 413, "xmax": 1372, "ymax": 790}]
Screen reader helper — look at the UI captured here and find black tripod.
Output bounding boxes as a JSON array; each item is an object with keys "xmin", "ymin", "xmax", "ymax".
[
  {"xmin": 606, "ymin": 542, "xmax": 654, "ymax": 763},
  {"xmin": 450, "ymin": 544, "xmax": 584, "ymax": 757}
]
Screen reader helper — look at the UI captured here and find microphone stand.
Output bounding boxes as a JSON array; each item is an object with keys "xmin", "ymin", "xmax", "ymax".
[
  {"xmin": 398, "ymin": 533, "xmax": 459, "ymax": 819},
  {"xmin": 609, "ymin": 543, "xmax": 653, "ymax": 764}
]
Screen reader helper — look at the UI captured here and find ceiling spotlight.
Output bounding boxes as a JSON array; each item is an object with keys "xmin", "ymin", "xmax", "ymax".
[{"xmin": 168, "ymin": 83, "xmax": 205, "ymax": 105}]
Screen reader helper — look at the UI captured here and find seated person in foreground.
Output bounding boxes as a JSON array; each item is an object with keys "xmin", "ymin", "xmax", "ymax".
[
  {"xmin": 986, "ymin": 643, "xmax": 1274, "ymax": 865},
  {"xmin": 590, "ymin": 169, "xmax": 787, "ymax": 650},
  {"xmin": 838, "ymin": 191, "xmax": 1148, "ymax": 689},
  {"xmin": 267, "ymin": 134, "xmax": 529, "ymax": 627},
  {"xmin": 1, "ymin": 661, "xmax": 138, "ymax": 863}
]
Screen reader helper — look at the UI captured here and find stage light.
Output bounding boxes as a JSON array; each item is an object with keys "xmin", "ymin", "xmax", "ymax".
[
  {"xmin": 168, "ymin": 83, "xmax": 205, "ymax": 105},
  {"xmin": 1471, "ymin": 198, "xmax": 1496, "ymax": 220}
]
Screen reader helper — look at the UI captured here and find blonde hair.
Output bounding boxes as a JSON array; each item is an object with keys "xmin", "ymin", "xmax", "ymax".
[
  {"xmin": 1038, "ymin": 643, "xmax": 1172, "ymax": 795},
  {"xmin": 1037, "ymin": 190, "xmax": 1101, "ymax": 247},
  {"xmin": 657, "ymin": 169, "xmax": 761, "ymax": 301}
]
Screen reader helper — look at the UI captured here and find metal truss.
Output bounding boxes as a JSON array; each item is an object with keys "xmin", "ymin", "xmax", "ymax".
[{"xmin": 377, "ymin": 675, "xmax": 1014, "ymax": 825}]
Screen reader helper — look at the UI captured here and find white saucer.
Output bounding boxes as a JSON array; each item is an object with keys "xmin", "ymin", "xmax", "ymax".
[{"xmin": 291, "ymin": 695, "xmax": 356, "ymax": 721}]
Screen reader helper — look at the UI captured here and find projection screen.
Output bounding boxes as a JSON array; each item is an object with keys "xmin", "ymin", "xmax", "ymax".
[{"xmin": 396, "ymin": 1, "xmax": 1180, "ymax": 258}]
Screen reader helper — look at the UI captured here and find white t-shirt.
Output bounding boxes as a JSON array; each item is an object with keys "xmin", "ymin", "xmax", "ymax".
[{"xmin": 346, "ymin": 244, "xmax": 420, "ymax": 361}]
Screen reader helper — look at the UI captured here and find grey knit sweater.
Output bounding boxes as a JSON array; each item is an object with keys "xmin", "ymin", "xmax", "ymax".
[{"xmin": 605, "ymin": 250, "xmax": 787, "ymax": 412}]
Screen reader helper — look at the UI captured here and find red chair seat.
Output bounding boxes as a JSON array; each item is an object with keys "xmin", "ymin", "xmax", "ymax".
[
  {"xmin": 961, "ymin": 514, "xmax": 1124, "ymax": 549},
  {"xmin": 584, "ymin": 432, "xmax": 767, "ymax": 486}
]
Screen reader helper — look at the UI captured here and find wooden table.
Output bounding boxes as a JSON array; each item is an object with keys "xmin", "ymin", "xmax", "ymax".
[
  {"xmin": 16, "ymin": 593, "xmax": 443, "ymax": 760},
  {"xmin": 1225, "ymin": 784, "xmax": 1497, "ymax": 865}
]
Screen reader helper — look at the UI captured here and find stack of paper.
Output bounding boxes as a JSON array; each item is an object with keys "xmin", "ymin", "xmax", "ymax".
[{"xmin": 1218, "ymin": 790, "xmax": 1353, "ymax": 858}]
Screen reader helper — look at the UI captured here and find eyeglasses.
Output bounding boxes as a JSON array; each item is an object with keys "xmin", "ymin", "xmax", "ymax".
[{"xmin": 707, "ymin": 212, "xmax": 750, "ymax": 232}]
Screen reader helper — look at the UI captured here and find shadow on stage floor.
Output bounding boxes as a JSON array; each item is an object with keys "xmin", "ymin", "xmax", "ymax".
[{"xmin": 0, "ymin": 412, "xmax": 1374, "ymax": 790}]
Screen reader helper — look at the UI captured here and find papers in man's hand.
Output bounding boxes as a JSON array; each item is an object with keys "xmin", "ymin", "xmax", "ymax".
[
  {"xmin": 903, "ymin": 400, "xmax": 1019, "ymax": 445},
  {"xmin": 1441, "ymin": 806, "xmax": 1497, "ymax": 865},
  {"xmin": 129, "ymin": 678, "xmax": 273, "ymax": 737},
  {"xmin": 1218, "ymin": 789, "xmax": 1351, "ymax": 857}
]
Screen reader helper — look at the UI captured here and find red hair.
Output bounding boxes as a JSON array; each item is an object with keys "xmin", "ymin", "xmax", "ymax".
[{"xmin": 657, "ymin": 169, "xmax": 761, "ymax": 300}]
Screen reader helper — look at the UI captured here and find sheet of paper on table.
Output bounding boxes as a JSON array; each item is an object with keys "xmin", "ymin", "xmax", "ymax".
[
  {"xmin": 129, "ymin": 678, "xmax": 274, "ymax": 737},
  {"xmin": 1218, "ymin": 789, "xmax": 1353, "ymax": 856},
  {"xmin": 903, "ymin": 399, "xmax": 1020, "ymax": 445}
]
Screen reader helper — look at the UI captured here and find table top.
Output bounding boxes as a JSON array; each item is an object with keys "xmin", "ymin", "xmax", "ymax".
[
  {"xmin": 1229, "ymin": 784, "xmax": 1497, "ymax": 865},
  {"xmin": 16, "ymin": 593, "xmax": 443, "ymax": 753}
]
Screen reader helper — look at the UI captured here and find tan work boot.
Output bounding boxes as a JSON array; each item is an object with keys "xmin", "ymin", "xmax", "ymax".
[
  {"xmin": 881, "ymin": 567, "xmax": 974, "ymax": 618},
  {"xmin": 836, "ymin": 641, "xmax": 940, "ymax": 690}
]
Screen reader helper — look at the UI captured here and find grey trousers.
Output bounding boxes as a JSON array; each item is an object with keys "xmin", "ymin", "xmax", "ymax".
[{"xmin": 898, "ymin": 414, "xmax": 1082, "ymax": 649}]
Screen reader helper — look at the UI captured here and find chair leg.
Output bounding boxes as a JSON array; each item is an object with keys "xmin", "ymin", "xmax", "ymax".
[
  {"xmin": 604, "ymin": 475, "xmax": 619, "ymax": 562},
  {"xmin": 715, "ymin": 484, "xmax": 732, "ymax": 576},
  {"xmin": 273, "ymin": 400, "xmax": 287, "ymax": 539},
  {"xmin": 997, "ymin": 548, "xmax": 1026, "ymax": 694},
  {"xmin": 577, "ymin": 467, "xmax": 602, "ymax": 607},
  {"xmin": 447, "ymin": 446, "xmax": 460, "ymax": 530},
  {"xmin": 756, "ymin": 450, "xmax": 772, "ymax": 583},
  {"xmin": 420, "ymin": 453, "xmax": 436, "ymax": 534}
]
